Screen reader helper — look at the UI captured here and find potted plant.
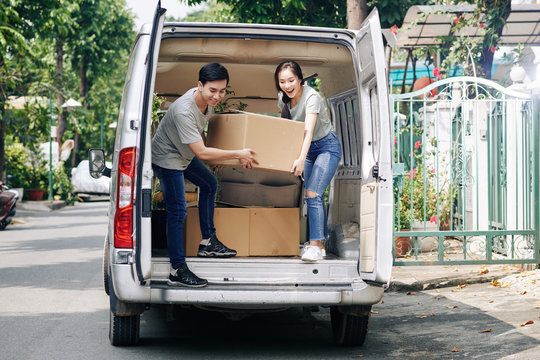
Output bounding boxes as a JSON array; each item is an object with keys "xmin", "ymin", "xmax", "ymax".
[{"xmin": 5, "ymin": 141, "xmax": 48, "ymax": 200}]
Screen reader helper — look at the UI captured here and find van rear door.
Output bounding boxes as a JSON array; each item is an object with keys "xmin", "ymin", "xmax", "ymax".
[
  {"xmin": 134, "ymin": 3, "xmax": 166, "ymax": 283},
  {"xmin": 355, "ymin": 9, "xmax": 393, "ymax": 285}
]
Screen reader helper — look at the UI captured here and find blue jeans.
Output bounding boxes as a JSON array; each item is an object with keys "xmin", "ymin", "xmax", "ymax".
[
  {"xmin": 152, "ymin": 158, "xmax": 218, "ymax": 268},
  {"xmin": 304, "ymin": 132, "xmax": 341, "ymax": 241}
]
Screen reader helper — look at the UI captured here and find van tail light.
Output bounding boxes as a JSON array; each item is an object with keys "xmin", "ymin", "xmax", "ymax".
[{"xmin": 114, "ymin": 147, "xmax": 137, "ymax": 248}]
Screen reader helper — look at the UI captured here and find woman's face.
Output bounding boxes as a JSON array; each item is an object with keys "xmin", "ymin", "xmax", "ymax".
[{"xmin": 278, "ymin": 68, "xmax": 302, "ymax": 100}]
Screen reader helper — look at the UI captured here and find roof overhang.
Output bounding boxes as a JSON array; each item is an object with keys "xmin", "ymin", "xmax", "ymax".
[{"xmin": 396, "ymin": 4, "xmax": 540, "ymax": 47}]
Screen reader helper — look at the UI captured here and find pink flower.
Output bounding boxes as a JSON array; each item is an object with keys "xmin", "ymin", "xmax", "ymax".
[
  {"xmin": 430, "ymin": 168, "xmax": 435, "ymax": 174},
  {"xmin": 479, "ymin": 23, "xmax": 485, "ymax": 28},
  {"xmin": 430, "ymin": 215, "xmax": 438, "ymax": 224},
  {"xmin": 454, "ymin": 15, "xmax": 462, "ymax": 24},
  {"xmin": 490, "ymin": 46, "xmax": 496, "ymax": 53},
  {"xmin": 394, "ymin": 136, "xmax": 397, "ymax": 145},
  {"xmin": 390, "ymin": 25, "xmax": 399, "ymax": 35},
  {"xmin": 407, "ymin": 168, "xmax": 417, "ymax": 180},
  {"xmin": 414, "ymin": 140, "xmax": 421, "ymax": 149},
  {"xmin": 433, "ymin": 67, "xmax": 443, "ymax": 80}
]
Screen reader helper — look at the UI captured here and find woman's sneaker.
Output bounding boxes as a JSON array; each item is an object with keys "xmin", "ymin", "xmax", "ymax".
[
  {"xmin": 301, "ymin": 244, "xmax": 324, "ymax": 262},
  {"xmin": 197, "ymin": 234, "xmax": 237, "ymax": 258},
  {"xmin": 168, "ymin": 263, "xmax": 208, "ymax": 287}
]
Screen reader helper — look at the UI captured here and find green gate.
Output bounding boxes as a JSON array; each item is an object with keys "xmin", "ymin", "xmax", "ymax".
[{"xmin": 391, "ymin": 76, "xmax": 539, "ymax": 265}]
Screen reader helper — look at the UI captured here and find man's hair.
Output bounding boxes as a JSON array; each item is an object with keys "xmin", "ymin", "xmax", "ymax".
[
  {"xmin": 199, "ymin": 62, "xmax": 229, "ymax": 85},
  {"xmin": 274, "ymin": 60, "xmax": 304, "ymax": 104}
]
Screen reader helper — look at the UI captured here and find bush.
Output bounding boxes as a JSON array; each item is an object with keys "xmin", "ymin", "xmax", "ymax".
[
  {"xmin": 5, "ymin": 142, "xmax": 48, "ymax": 189},
  {"xmin": 50, "ymin": 162, "xmax": 74, "ymax": 202},
  {"xmin": 4, "ymin": 142, "xmax": 30, "ymax": 188}
]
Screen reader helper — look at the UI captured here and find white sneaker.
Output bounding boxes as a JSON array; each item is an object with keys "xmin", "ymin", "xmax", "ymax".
[{"xmin": 301, "ymin": 245, "xmax": 323, "ymax": 262}]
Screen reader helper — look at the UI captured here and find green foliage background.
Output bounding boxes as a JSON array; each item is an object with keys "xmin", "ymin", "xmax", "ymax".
[{"xmin": 0, "ymin": 0, "xmax": 136, "ymax": 199}]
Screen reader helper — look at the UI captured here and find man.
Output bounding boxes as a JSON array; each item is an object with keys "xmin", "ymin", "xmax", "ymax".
[{"xmin": 152, "ymin": 62, "xmax": 257, "ymax": 288}]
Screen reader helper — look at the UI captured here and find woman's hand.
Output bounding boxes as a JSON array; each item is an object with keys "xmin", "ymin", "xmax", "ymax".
[{"xmin": 290, "ymin": 158, "xmax": 305, "ymax": 176}]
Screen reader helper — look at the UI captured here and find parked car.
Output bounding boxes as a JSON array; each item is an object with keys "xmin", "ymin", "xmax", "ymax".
[
  {"xmin": 71, "ymin": 160, "xmax": 111, "ymax": 195},
  {"xmin": 90, "ymin": 4, "xmax": 393, "ymax": 347}
]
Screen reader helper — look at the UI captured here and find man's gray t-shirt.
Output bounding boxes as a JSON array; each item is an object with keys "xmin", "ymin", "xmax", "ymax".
[
  {"xmin": 278, "ymin": 84, "xmax": 333, "ymax": 141},
  {"xmin": 152, "ymin": 87, "xmax": 214, "ymax": 170}
]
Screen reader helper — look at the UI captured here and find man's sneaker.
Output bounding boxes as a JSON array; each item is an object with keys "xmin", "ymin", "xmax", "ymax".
[
  {"xmin": 197, "ymin": 234, "xmax": 237, "ymax": 258},
  {"xmin": 167, "ymin": 263, "xmax": 208, "ymax": 288},
  {"xmin": 301, "ymin": 244, "xmax": 324, "ymax": 262}
]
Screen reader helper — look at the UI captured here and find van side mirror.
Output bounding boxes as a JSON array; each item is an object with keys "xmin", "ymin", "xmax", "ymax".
[{"xmin": 89, "ymin": 148, "xmax": 111, "ymax": 178}]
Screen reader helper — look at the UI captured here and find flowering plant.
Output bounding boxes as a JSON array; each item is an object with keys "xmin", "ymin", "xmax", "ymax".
[{"xmin": 394, "ymin": 126, "xmax": 456, "ymax": 231}]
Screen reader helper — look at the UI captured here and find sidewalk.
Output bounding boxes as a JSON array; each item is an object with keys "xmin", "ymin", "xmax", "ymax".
[{"xmin": 389, "ymin": 264, "xmax": 531, "ymax": 292}]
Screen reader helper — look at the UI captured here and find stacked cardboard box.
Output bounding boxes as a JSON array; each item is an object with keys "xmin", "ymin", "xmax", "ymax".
[
  {"xmin": 185, "ymin": 207, "xmax": 299, "ymax": 256},
  {"xmin": 184, "ymin": 113, "xmax": 304, "ymax": 257}
]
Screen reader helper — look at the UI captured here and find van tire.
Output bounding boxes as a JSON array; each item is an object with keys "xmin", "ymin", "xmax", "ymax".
[
  {"xmin": 109, "ymin": 311, "xmax": 140, "ymax": 346},
  {"xmin": 103, "ymin": 237, "xmax": 110, "ymax": 295},
  {"xmin": 330, "ymin": 306, "xmax": 370, "ymax": 346}
]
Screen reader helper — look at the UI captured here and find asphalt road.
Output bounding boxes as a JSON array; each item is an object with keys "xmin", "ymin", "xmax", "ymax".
[{"xmin": 0, "ymin": 201, "xmax": 539, "ymax": 359}]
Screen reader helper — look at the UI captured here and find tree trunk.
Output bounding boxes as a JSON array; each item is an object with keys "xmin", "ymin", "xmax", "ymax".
[
  {"xmin": 71, "ymin": 130, "xmax": 79, "ymax": 167},
  {"xmin": 56, "ymin": 37, "xmax": 67, "ymax": 148},
  {"xmin": 347, "ymin": 0, "xmax": 368, "ymax": 30},
  {"xmin": 79, "ymin": 53, "xmax": 90, "ymax": 103},
  {"xmin": 68, "ymin": 52, "xmax": 90, "ymax": 166}
]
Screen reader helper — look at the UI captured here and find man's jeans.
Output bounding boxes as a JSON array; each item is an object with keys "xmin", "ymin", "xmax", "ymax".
[
  {"xmin": 152, "ymin": 158, "xmax": 217, "ymax": 269},
  {"xmin": 304, "ymin": 132, "xmax": 342, "ymax": 241}
]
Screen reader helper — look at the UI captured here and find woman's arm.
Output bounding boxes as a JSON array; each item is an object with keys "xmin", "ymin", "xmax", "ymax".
[{"xmin": 290, "ymin": 113, "xmax": 317, "ymax": 176}]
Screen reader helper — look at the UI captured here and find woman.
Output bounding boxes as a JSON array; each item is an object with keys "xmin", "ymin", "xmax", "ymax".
[{"xmin": 274, "ymin": 60, "xmax": 341, "ymax": 262}]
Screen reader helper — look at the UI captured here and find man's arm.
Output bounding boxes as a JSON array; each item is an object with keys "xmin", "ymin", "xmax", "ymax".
[{"xmin": 188, "ymin": 140, "xmax": 258, "ymax": 168}]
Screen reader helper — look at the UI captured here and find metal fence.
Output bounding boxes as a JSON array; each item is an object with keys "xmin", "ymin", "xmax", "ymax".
[{"xmin": 391, "ymin": 77, "xmax": 539, "ymax": 265}]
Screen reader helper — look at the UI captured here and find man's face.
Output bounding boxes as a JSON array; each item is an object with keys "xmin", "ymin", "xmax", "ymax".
[{"xmin": 197, "ymin": 79, "xmax": 227, "ymax": 107}]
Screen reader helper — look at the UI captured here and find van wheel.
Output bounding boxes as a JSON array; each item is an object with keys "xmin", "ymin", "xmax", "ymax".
[
  {"xmin": 330, "ymin": 306, "xmax": 370, "ymax": 346},
  {"xmin": 109, "ymin": 311, "xmax": 140, "ymax": 346},
  {"xmin": 103, "ymin": 237, "xmax": 110, "ymax": 295}
]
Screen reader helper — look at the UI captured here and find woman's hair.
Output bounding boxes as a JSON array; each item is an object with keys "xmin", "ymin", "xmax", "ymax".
[
  {"xmin": 274, "ymin": 60, "xmax": 304, "ymax": 104},
  {"xmin": 199, "ymin": 62, "xmax": 229, "ymax": 85}
]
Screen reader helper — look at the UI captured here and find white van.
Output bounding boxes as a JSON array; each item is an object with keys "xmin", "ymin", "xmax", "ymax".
[{"xmin": 89, "ymin": 3, "xmax": 393, "ymax": 347}]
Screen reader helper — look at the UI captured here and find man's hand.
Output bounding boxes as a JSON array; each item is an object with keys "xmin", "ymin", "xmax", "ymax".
[{"xmin": 238, "ymin": 148, "xmax": 258, "ymax": 169}]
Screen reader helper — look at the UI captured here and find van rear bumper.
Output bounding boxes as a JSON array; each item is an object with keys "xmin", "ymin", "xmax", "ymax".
[{"xmin": 112, "ymin": 262, "xmax": 385, "ymax": 308}]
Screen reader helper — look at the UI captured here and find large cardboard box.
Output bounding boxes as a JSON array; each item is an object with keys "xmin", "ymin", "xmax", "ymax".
[
  {"xmin": 219, "ymin": 181, "xmax": 300, "ymax": 208},
  {"xmin": 214, "ymin": 167, "xmax": 300, "ymax": 186},
  {"xmin": 185, "ymin": 207, "xmax": 299, "ymax": 256},
  {"xmin": 206, "ymin": 112, "xmax": 304, "ymax": 172}
]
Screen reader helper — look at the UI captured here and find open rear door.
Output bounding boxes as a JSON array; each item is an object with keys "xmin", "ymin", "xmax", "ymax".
[
  {"xmin": 355, "ymin": 9, "xmax": 393, "ymax": 285},
  {"xmin": 134, "ymin": 2, "xmax": 166, "ymax": 284}
]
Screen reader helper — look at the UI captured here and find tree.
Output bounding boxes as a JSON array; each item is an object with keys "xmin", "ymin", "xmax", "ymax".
[
  {"xmin": 13, "ymin": 0, "xmax": 79, "ymax": 145},
  {"xmin": 0, "ymin": 1, "xmax": 27, "ymax": 179},
  {"xmin": 434, "ymin": 0, "xmax": 512, "ymax": 79},
  {"xmin": 182, "ymin": 0, "xmax": 347, "ymax": 27},
  {"xmin": 67, "ymin": 0, "xmax": 135, "ymax": 165}
]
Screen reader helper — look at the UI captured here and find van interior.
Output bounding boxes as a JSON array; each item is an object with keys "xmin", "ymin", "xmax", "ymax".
[{"xmin": 151, "ymin": 34, "xmax": 372, "ymax": 269}]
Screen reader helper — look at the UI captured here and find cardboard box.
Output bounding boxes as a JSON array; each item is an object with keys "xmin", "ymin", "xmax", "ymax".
[
  {"xmin": 206, "ymin": 112, "xmax": 304, "ymax": 172},
  {"xmin": 185, "ymin": 207, "xmax": 299, "ymax": 256},
  {"xmin": 219, "ymin": 182, "xmax": 300, "ymax": 208},
  {"xmin": 185, "ymin": 207, "xmax": 250, "ymax": 256},
  {"xmin": 215, "ymin": 167, "xmax": 300, "ymax": 186},
  {"xmin": 249, "ymin": 208, "xmax": 299, "ymax": 256}
]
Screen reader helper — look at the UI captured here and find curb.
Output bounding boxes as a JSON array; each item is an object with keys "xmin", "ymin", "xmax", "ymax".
[
  {"xmin": 388, "ymin": 271, "xmax": 522, "ymax": 292},
  {"xmin": 18, "ymin": 200, "xmax": 67, "ymax": 212}
]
